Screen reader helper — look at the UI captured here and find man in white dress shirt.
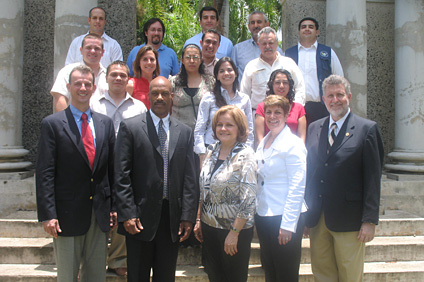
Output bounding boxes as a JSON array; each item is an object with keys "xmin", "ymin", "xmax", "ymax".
[
  {"xmin": 231, "ymin": 11, "xmax": 284, "ymax": 83},
  {"xmin": 51, "ymin": 33, "xmax": 108, "ymax": 112},
  {"xmin": 90, "ymin": 60, "xmax": 146, "ymax": 276},
  {"xmin": 65, "ymin": 7, "xmax": 123, "ymax": 68},
  {"xmin": 285, "ymin": 17, "xmax": 344, "ymax": 125},
  {"xmin": 240, "ymin": 27, "xmax": 305, "ymax": 112}
]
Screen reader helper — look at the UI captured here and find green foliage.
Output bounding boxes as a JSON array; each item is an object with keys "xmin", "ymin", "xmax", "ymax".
[{"xmin": 137, "ymin": 0, "xmax": 282, "ymax": 57}]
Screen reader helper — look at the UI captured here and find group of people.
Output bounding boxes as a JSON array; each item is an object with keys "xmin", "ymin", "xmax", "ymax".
[{"xmin": 35, "ymin": 5, "xmax": 385, "ymax": 282}]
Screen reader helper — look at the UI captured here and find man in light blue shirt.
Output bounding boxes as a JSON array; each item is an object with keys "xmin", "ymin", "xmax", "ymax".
[
  {"xmin": 231, "ymin": 11, "xmax": 284, "ymax": 82},
  {"xmin": 184, "ymin": 6, "xmax": 233, "ymax": 59},
  {"xmin": 127, "ymin": 18, "xmax": 179, "ymax": 78}
]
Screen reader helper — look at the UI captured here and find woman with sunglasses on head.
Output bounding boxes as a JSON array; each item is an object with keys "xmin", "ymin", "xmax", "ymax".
[
  {"xmin": 169, "ymin": 44, "xmax": 214, "ymax": 130},
  {"xmin": 194, "ymin": 57, "xmax": 254, "ymax": 167}
]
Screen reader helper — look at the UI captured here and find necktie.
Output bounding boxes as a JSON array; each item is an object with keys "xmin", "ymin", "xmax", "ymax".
[
  {"xmin": 328, "ymin": 122, "xmax": 338, "ymax": 147},
  {"xmin": 158, "ymin": 119, "xmax": 169, "ymax": 199},
  {"xmin": 81, "ymin": 113, "xmax": 95, "ymax": 169}
]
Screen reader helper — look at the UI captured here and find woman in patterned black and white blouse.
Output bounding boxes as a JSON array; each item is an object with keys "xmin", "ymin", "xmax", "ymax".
[{"xmin": 193, "ymin": 105, "xmax": 257, "ymax": 282}]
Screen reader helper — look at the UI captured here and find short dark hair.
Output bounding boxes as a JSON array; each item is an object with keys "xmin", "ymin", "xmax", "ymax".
[
  {"xmin": 143, "ymin": 18, "xmax": 165, "ymax": 43},
  {"xmin": 200, "ymin": 6, "xmax": 219, "ymax": 21},
  {"xmin": 69, "ymin": 65, "xmax": 95, "ymax": 84},
  {"xmin": 89, "ymin": 7, "xmax": 106, "ymax": 20},
  {"xmin": 81, "ymin": 33, "xmax": 104, "ymax": 49},
  {"xmin": 201, "ymin": 29, "xmax": 221, "ymax": 43},
  {"xmin": 106, "ymin": 60, "xmax": 129, "ymax": 76},
  {"xmin": 298, "ymin": 17, "xmax": 319, "ymax": 30}
]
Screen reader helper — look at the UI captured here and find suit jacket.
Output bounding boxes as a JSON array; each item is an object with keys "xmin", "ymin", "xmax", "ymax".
[
  {"xmin": 36, "ymin": 107, "xmax": 115, "ymax": 236},
  {"xmin": 115, "ymin": 111, "xmax": 198, "ymax": 242},
  {"xmin": 305, "ymin": 112, "xmax": 384, "ymax": 232}
]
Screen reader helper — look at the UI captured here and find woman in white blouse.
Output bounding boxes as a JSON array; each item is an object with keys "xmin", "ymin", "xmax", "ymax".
[
  {"xmin": 255, "ymin": 95, "xmax": 307, "ymax": 282},
  {"xmin": 194, "ymin": 57, "xmax": 253, "ymax": 166}
]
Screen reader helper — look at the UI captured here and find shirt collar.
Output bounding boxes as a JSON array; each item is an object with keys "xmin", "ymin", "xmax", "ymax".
[
  {"xmin": 149, "ymin": 109, "xmax": 170, "ymax": 126},
  {"xmin": 220, "ymin": 87, "xmax": 240, "ymax": 101},
  {"xmin": 100, "ymin": 91, "xmax": 134, "ymax": 107},
  {"xmin": 329, "ymin": 108, "xmax": 350, "ymax": 132},
  {"xmin": 298, "ymin": 40, "xmax": 318, "ymax": 50},
  {"xmin": 70, "ymin": 104, "xmax": 92, "ymax": 121}
]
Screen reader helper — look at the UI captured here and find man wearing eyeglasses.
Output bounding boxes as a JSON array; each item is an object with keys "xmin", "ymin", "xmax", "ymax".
[
  {"xmin": 200, "ymin": 29, "xmax": 220, "ymax": 75},
  {"xmin": 126, "ymin": 18, "xmax": 179, "ymax": 78}
]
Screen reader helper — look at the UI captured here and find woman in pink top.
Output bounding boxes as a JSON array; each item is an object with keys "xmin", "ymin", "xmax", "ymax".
[
  {"xmin": 255, "ymin": 69, "xmax": 306, "ymax": 144},
  {"xmin": 127, "ymin": 45, "xmax": 160, "ymax": 109}
]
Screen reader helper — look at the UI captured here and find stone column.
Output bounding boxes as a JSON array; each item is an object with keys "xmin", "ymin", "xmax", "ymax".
[
  {"xmin": 386, "ymin": 0, "xmax": 424, "ymax": 173},
  {"xmin": 0, "ymin": 0, "xmax": 31, "ymax": 171},
  {"xmin": 326, "ymin": 0, "xmax": 367, "ymax": 118},
  {"xmin": 54, "ymin": 0, "xmax": 97, "ymax": 76}
]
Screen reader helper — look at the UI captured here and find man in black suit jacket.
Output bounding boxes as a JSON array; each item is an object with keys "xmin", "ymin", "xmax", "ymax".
[
  {"xmin": 36, "ymin": 65, "xmax": 116, "ymax": 282},
  {"xmin": 305, "ymin": 75, "xmax": 384, "ymax": 282},
  {"xmin": 115, "ymin": 76, "xmax": 198, "ymax": 281}
]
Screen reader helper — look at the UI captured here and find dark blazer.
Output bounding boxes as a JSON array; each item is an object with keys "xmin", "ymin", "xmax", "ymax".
[
  {"xmin": 36, "ymin": 107, "xmax": 115, "ymax": 236},
  {"xmin": 305, "ymin": 112, "xmax": 384, "ymax": 232},
  {"xmin": 115, "ymin": 111, "xmax": 198, "ymax": 243}
]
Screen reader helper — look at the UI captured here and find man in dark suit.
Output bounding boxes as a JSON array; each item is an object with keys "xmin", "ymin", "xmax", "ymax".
[
  {"xmin": 115, "ymin": 76, "xmax": 198, "ymax": 281},
  {"xmin": 36, "ymin": 65, "xmax": 116, "ymax": 282},
  {"xmin": 305, "ymin": 74, "xmax": 384, "ymax": 282}
]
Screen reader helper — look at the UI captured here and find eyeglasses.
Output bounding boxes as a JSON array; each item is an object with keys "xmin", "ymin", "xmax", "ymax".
[{"xmin": 184, "ymin": 55, "xmax": 201, "ymax": 61}]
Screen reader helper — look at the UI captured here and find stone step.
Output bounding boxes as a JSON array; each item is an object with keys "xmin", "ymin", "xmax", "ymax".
[
  {"xmin": 2, "ymin": 210, "xmax": 423, "ymax": 238},
  {"xmin": 0, "ymin": 261, "xmax": 423, "ymax": 281},
  {"xmin": 2, "ymin": 236, "xmax": 423, "ymax": 265}
]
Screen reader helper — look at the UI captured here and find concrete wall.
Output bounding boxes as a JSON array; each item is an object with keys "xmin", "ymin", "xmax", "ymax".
[{"xmin": 22, "ymin": 0, "xmax": 56, "ymax": 165}]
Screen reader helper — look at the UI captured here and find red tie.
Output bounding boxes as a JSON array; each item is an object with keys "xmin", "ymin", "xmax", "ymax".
[{"xmin": 81, "ymin": 113, "xmax": 95, "ymax": 169}]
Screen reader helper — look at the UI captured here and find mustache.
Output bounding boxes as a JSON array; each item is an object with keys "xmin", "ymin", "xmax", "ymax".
[{"xmin": 264, "ymin": 48, "xmax": 273, "ymax": 52}]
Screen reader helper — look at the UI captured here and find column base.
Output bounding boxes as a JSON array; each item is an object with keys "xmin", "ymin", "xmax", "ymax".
[
  {"xmin": 0, "ymin": 147, "xmax": 32, "ymax": 172},
  {"xmin": 386, "ymin": 151, "xmax": 424, "ymax": 173}
]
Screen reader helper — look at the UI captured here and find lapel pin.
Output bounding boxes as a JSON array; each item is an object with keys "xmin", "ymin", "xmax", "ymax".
[{"xmin": 346, "ymin": 132, "xmax": 350, "ymax": 137}]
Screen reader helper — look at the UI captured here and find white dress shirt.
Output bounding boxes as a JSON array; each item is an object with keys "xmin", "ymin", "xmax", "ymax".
[
  {"xmin": 297, "ymin": 41, "xmax": 344, "ymax": 102},
  {"xmin": 65, "ymin": 32, "xmax": 123, "ymax": 68},
  {"xmin": 149, "ymin": 109, "xmax": 170, "ymax": 140},
  {"xmin": 51, "ymin": 62, "xmax": 108, "ymax": 102},
  {"xmin": 194, "ymin": 89, "xmax": 254, "ymax": 154},
  {"xmin": 90, "ymin": 91, "xmax": 147, "ymax": 136},
  {"xmin": 328, "ymin": 108, "xmax": 351, "ymax": 137},
  {"xmin": 240, "ymin": 53, "xmax": 306, "ymax": 109},
  {"xmin": 256, "ymin": 125, "xmax": 307, "ymax": 232},
  {"xmin": 231, "ymin": 37, "xmax": 284, "ymax": 83}
]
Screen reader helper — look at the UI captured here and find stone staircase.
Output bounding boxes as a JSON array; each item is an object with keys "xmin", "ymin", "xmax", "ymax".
[{"xmin": 0, "ymin": 209, "xmax": 423, "ymax": 281}]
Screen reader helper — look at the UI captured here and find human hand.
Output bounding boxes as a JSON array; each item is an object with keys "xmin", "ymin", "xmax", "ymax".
[
  {"xmin": 278, "ymin": 228, "xmax": 292, "ymax": 245},
  {"xmin": 124, "ymin": 218, "xmax": 143, "ymax": 235},
  {"xmin": 193, "ymin": 220, "xmax": 203, "ymax": 243},
  {"xmin": 179, "ymin": 221, "xmax": 193, "ymax": 242},
  {"xmin": 110, "ymin": 212, "xmax": 117, "ymax": 230},
  {"xmin": 43, "ymin": 219, "xmax": 62, "ymax": 238},
  {"xmin": 224, "ymin": 230, "xmax": 239, "ymax": 256},
  {"xmin": 357, "ymin": 222, "xmax": 376, "ymax": 243}
]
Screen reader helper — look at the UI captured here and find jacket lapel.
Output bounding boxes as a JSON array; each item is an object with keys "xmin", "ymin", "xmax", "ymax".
[
  {"xmin": 63, "ymin": 107, "xmax": 91, "ymax": 168},
  {"xmin": 168, "ymin": 117, "xmax": 181, "ymax": 161},
  {"xmin": 146, "ymin": 111, "xmax": 161, "ymax": 155},
  {"xmin": 328, "ymin": 112, "xmax": 354, "ymax": 157},
  {"xmin": 318, "ymin": 118, "xmax": 329, "ymax": 160},
  {"xmin": 92, "ymin": 112, "xmax": 105, "ymax": 172}
]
